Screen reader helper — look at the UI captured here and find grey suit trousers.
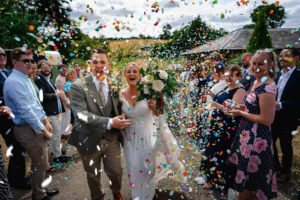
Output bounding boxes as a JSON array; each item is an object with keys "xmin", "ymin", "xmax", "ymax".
[{"xmin": 79, "ymin": 135, "xmax": 122, "ymax": 200}]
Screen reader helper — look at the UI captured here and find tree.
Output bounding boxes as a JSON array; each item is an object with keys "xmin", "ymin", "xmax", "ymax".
[
  {"xmin": 250, "ymin": 3, "xmax": 286, "ymax": 28},
  {"xmin": 151, "ymin": 16, "xmax": 226, "ymax": 58},
  {"xmin": 159, "ymin": 24, "xmax": 172, "ymax": 39},
  {"xmin": 0, "ymin": 0, "xmax": 42, "ymax": 49},
  {"xmin": 243, "ymin": 24, "xmax": 255, "ymax": 29},
  {"xmin": 69, "ymin": 35, "xmax": 110, "ymax": 61},
  {"xmin": 247, "ymin": 11, "xmax": 272, "ymax": 53}
]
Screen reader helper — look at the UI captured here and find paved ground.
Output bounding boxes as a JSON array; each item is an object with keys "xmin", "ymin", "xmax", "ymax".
[{"xmin": 11, "ymin": 137, "xmax": 294, "ymax": 200}]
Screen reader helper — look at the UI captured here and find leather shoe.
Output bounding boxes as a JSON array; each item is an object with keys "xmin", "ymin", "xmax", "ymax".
[
  {"xmin": 113, "ymin": 192, "xmax": 123, "ymax": 200},
  {"xmin": 277, "ymin": 173, "xmax": 290, "ymax": 182},
  {"xmin": 11, "ymin": 182, "xmax": 31, "ymax": 190},
  {"xmin": 32, "ymin": 195, "xmax": 52, "ymax": 200},
  {"xmin": 45, "ymin": 188, "xmax": 59, "ymax": 197}
]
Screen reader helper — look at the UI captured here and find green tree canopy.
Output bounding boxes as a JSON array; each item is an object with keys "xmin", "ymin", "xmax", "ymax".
[
  {"xmin": 250, "ymin": 3, "xmax": 286, "ymax": 28},
  {"xmin": 0, "ymin": 0, "xmax": 42, "ymax": 49},
  {"xmin": 151, "ymin": 16, "xmax": 226, "ymax": 58},
  {"xmin": 247, "ymin": 11, "xmax": 272, "ymax": 53}
]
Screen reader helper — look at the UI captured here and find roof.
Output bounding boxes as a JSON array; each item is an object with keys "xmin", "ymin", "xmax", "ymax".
[{"xmin": 182, "ymin": 28, "xmax": 300, "ymax": 55}]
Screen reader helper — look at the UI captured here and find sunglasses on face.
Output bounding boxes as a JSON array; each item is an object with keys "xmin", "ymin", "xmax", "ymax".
[
  {"xmin": 0, "ymin": 53, "xmax": 7, "ymax": 57},
  {"xmin": 18, "ymin": 59, "xmax": 36, "ymax": 64}
]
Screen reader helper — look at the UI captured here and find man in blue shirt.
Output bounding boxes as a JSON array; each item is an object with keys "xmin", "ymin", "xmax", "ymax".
[
  {"xmin": 4, "ymin": 47, "xmax": 59, "ymax": 200},
  {"xmin": 0, "ymin": 46, "xmax": 29, "ymax": 189}
]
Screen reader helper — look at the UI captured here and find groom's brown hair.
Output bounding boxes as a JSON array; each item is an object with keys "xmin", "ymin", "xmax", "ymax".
[{"xmin": 91, "ymin": 47, "xmax": 109, "ymax": 59}]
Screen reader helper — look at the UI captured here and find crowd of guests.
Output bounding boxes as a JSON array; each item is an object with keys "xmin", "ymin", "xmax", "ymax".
[
  {"xmin": 0, "ymin": 45, "xmax": 299, "ymax": 200},
  {"xmin": 192, "ymin": 48, "xmax": 300, "ymax": 199},
  {"xmin": 0, "ymin": 46, "xmax": 88, "ymax": 200}
]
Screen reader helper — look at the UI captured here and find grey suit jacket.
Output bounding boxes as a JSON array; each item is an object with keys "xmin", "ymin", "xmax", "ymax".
[{"xmin": 68, "ymin": 74, "xmax": 121, "ymax": 154}]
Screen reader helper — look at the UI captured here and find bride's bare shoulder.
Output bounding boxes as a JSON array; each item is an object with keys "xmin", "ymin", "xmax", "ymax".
[{"xmin": 120, "ymin": 88, "xmax": 128, "ymax": 97}]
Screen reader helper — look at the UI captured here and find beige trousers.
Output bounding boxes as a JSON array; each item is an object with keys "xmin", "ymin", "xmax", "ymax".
[
  {"xmin": 80, "ymin": 135, "xmax": 122, "ymax": 200},
  {"xmin": 14, "ymin": 124, "xmax": 48, "ymax": 200}
]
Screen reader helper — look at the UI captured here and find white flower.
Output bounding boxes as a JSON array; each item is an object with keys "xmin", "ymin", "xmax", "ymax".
[
  {"xmin": 143, "ymin": 85, "xmax": 150, "ymax": 94},
  {"xmin": 159, "ymin": 70, "xmax": 168, "ymax": 80},
  {"xmin": 152, "ymin": 80, "xmax": 164, "ymax": 92},
  {"xmin": 142, "ymin": 75, "xmax": 154, "ymax": 84}
]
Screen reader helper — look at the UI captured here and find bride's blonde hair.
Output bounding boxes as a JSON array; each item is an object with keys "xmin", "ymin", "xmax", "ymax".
[{"xmin": 123, "ymin": 62, "xmax": 141, "ymax": 74}]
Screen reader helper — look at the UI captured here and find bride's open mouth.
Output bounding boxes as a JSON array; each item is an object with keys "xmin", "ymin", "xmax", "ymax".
[{"xmin": 129, "ymin": 78, "xmax": 136, "ymax": 82}]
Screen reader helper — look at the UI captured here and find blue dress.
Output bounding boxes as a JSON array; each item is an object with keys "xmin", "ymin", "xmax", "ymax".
[
  {"xmin": 228, "ymin": 83, "xmax": 277, "ymax": 200},
  {"xmin": 199, "ymin": 86, "xmax": 245, "ymax": 194}
]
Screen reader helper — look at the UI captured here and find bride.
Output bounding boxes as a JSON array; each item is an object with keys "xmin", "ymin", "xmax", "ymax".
[{"xmin": 120, "ymin": 62, "xmax": 186, "ymax": 200}]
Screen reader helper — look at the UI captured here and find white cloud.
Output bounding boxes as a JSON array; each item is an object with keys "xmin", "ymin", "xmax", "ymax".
[{"xmin": 69, "ymin": 0, "xmax": 299, "ymax": 38}]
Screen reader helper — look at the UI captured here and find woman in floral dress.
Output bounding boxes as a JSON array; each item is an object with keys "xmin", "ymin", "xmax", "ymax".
[{"xmin": 226, "ymin": 49, "xmax": 278, "ymax": 200}]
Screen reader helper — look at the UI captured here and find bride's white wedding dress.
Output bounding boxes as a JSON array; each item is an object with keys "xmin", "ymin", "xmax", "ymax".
[{"xmin": 120, "ymin": 95, "xmax": 186, "ymax": 200}]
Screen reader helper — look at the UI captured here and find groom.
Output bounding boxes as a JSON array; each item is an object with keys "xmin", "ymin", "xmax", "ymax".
[{"xmin": 69, "ymin": 47, "xmax": 131, "ymax": 200}]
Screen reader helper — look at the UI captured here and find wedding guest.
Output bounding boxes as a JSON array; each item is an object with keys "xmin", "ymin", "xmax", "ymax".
[
  {"xmin": 199, "ymin": 65, "xmax": 246, "ymax": 195},
  {"xmin": 227, "ymin": 49, "xmax": 278, "ymax": 200},
  {"xmin": 0, "ymin": 47, "xmax": 29, "ymax": 189},
  {"xmin": 4, "ymin": 47, "xmax": 59, "ymax": 200},
  {"xmin": 34, "ymin": 60, "xmax": 70, "ymax": 164},
  {"xmin": 55, "ymin": 64, "xmax": 70, "ymax": 136},
  {"xmin": 29, "ymin": 61, "xmax": 40, "ymax": 96},
  {"xmin": 205, "ymin": 62, "xmax": 227, "ymax": 101},
  {"xmin": 64, "ymin": 68, "xmax": 77, "ymax": 127},
  {"xmin": 0, "ymin": 106, "xmax": 13, "ymax": 200},
  {"xmin": 74, "ymin": 64, "xmax": 84, "ymax": 79},
  {"xmin": 272, "ymin": 48, "xmax": 300, "ymax": 182},
  {"xmin": 240, "ymin": 53, "xmax": 255, "ymax": 91}
]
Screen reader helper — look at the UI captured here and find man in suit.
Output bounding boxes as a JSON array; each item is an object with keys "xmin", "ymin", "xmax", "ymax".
[
  {"xmin": 0, "ymin": 47, "xmax": 29, "ymax": 189},
  {"xmin": 272, "ymin": 48, "xmax": 300, "ymax": 182},
  {"xmin": 69, "ymin": 48, "xmax": 131, "ymax": 200},
  {"xmin": 34, "ymin": 60, "xmax": 70, "ymax": 163},
  {"xmin": 240, "ymin": 52, "xmax": 255, "ymax": 91}
]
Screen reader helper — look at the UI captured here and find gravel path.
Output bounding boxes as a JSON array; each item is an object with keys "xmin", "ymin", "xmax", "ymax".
[{"xmin": 12, "ymin": 136, "xmax": 292, "ymax": 200}]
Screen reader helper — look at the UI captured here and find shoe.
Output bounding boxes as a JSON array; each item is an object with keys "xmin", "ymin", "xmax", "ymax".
[
  {"xmin": 11, "ymin": 182, "xmax": 31, "ymax": 190},
  {"xmin": 52, "ymin": 156, "xmax": 71, "ymax": 163},
  {"xmin": 113, "ymin": 192, "xmax": 123, "ymax": 200},
  {"xmin": 277, "ymin": 173, "xmax": 290, "ymax": 182},
  {"xmin": 45, "ymin": 188, "xmax": 59, "ymax": 197},
  {"xmin": 32, "ymin": 195, "xmax": 52, "ymax": 200}
]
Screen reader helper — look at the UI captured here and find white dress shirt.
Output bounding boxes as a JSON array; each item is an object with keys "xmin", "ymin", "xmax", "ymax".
[
  {"xmin": 276, "ymin": 66, "xmax": 296, "ymax": 109},
  {"xmin": 93, "ymin": 76, "xmax": 112, "ymax": 130}
]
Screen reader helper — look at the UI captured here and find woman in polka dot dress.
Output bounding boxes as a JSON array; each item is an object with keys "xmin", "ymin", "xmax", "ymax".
[{"xmin": 226, "ymin": 49, "xmax": 279, "ymax": 200}]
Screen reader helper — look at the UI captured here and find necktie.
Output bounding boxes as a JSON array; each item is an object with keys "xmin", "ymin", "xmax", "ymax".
[{"xmin": 99, "ymin": 81, "xmax": 106, "ymax": 106}]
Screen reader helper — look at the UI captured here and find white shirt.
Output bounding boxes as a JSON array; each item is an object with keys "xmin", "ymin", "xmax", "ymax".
[
  {"xmin": 92, "ymin": 76, "xmax": 112, "ymax": 129},
  {"xmin": 277, "ymin": 66, "xmax": 296, "ymax": 102}
]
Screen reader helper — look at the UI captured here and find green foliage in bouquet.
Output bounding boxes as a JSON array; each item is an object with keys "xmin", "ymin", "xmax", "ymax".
[{"xmin": 136, "ymin": 64, "xmax": 177, "ymax": 102}]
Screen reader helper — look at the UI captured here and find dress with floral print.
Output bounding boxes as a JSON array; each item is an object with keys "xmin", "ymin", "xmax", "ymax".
[{"xmin": 228, "ymin": 83, "xmax": 277, "ymax": 200}]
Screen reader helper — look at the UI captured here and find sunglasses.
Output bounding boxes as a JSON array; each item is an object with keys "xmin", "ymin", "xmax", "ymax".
[
  {"xmin": 18, "ymin": 59, "xmax": 36, "ymax": 64},
  {"xmin": 0, "ymin": 53, "xmax": 7, "ymax": 57}
]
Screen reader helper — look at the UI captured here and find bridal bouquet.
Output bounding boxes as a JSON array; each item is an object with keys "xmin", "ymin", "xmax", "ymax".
[{"xmin": 137, "ymin": 64, "xmax": 177, "ymax": 114}]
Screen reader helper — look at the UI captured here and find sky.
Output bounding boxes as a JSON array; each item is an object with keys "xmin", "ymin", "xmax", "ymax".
[{"xmin": 69, "ymin": 0, "xmax": 300, "ymax": 38}]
